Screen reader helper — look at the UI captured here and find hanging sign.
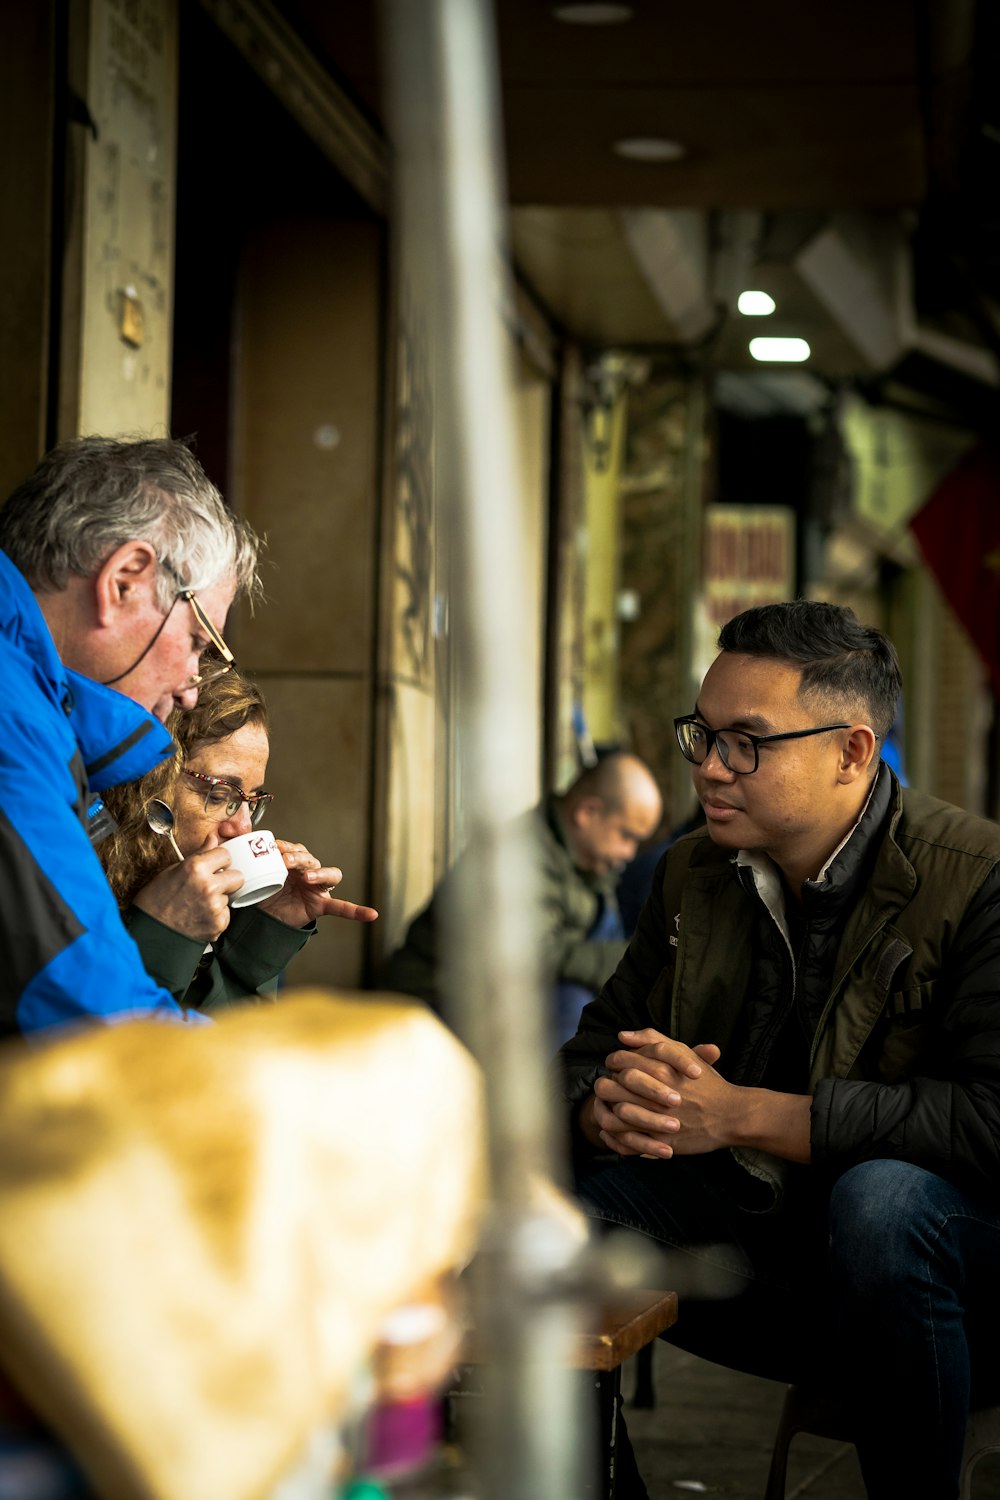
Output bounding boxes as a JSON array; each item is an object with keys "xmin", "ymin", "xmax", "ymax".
[{"xmin": 702, "ymin": 504, "xmax": 796, "ymax": 629}]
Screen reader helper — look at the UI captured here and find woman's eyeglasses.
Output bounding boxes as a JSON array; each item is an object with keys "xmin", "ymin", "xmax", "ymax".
[{"xmin": 184, "ymin": 770, "xmax": 274, "ymax": 824}]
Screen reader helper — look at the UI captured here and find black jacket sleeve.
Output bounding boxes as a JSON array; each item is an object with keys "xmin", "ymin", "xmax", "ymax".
[{"xmin": 812, "ymin": 864, "xmax": 1000, "ymax": 1199}]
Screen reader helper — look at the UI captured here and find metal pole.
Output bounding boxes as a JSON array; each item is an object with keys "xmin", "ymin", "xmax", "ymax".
[{"xmin": 380, "ymin": 3, "xmax": 595, "ymax": 1495}]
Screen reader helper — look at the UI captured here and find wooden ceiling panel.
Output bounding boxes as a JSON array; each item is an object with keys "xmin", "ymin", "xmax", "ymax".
[
  {"xmin": 270, "ymin": 0, "xmax": 992, "ymax": 377},
  {"xmin": 493, "ymin": 0, "xmax": 920, "ymax": 87},
  {"xmin": 288, "ymin": 0, "xmax": 931, "ymax": 210},
  {"xmin": 511, "ymin": 208, "xmax": 676, "ymax": 342},
  {"xmin": 503, "ymin": 84, "xmax": 926, "ymax": 206}
]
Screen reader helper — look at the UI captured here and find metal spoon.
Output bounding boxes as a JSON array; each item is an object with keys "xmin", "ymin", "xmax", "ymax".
[{"xmin": 146, "ymin": 799, "xmax": 184, "ymax": 862}]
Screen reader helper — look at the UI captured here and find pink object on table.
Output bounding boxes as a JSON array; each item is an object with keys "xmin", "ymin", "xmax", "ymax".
[{"xmin": 363, "ymin": 1394, "xmax": 442, "ymax": 1480}]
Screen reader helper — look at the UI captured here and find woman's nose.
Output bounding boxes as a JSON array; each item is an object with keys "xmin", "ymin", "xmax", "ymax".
[{"xmin": 220, "ymin": 803, "xmax": 253, "ymax": 839}]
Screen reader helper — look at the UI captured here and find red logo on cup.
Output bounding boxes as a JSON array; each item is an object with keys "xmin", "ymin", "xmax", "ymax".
[{"xmin": 249, "ymin": 834, "xmax": 270, "ymax": 858}]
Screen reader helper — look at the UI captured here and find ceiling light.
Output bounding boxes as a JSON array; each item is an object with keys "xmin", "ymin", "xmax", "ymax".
[
  {"xmin": 737, "ymin": 290, "xmax": 776, "ymax": 316},
  {"xmin": 613, "ymin": 138, "xmax": 687, "ymax": 163},
  {"xmin": 749, "ymin": 337, "xmax": 811, "ymax": 363},
  {"xmin": 553, "ymin": 4, "xmax": 634, "ymax": 21}
]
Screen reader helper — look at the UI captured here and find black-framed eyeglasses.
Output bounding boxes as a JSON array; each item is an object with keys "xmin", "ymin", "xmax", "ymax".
[
  {"xmin": 673, "ymin": 714, "xmax": 852, "ymax": 775},
  {"xmin": 184, "ymin": 770, "xmax": 274, "ymax": 824}
]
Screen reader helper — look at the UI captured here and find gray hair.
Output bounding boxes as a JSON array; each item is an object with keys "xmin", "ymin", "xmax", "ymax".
[{"xmin": 0, "ymin": 435, "xmax": 264, "ymax": 609}]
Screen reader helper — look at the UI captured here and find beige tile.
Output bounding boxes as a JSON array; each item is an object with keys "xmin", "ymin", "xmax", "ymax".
[
  {"xmin": 257, "ymin": 674, "xmax": 374, "ymax": 989},
  {"xmin": 231, "ymin": 220, "xmax": 382, "ymax": 676}
]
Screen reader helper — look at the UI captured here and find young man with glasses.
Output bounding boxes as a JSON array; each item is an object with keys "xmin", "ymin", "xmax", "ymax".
[
  {"xmin": 558, "ymin": 600, "xmax": 1000, "ymax": 1500},
  {"xmin": 0, "ymin": 435, "xmax": 261, "ymax": 1035}
]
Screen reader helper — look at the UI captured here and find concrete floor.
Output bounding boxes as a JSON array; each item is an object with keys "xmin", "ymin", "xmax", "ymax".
[
  {"xmin": 622, "ymin": 1342, "xmax": 865, "ymax": 1499},
  {"xmin": 622, "ymin": 1340, "xmax": 1000, "ymax": 1499},
  {"xmin": 441, "ymin": 1337, "xmax": 1000, "ymax": 1497}
]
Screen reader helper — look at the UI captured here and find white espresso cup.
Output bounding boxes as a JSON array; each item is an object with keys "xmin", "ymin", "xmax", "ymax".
[{"xmin": 222, "ymin": 829, "xmax": 288, "ymax": 908}]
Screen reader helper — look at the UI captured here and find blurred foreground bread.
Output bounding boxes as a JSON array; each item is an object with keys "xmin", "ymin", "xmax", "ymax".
[{"xmin": 0, "ymin": 991, "xmax": 486, "ymax": 1500}]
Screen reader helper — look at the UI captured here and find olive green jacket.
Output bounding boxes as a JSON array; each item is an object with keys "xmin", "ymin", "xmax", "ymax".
[
  {"xmin": 380, "ymin": 795, "xmax": 626, "ymax": 1010},
  {"xmin": 123, "ymin": 904, "xmax": 313, "ymax": 1013}
]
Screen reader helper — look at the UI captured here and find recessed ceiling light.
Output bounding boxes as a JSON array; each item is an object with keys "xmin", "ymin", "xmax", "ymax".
[
  {"xmin": 613, "ymin": 137, "xmax": 687, "ymax": 163},
  {"xmin": 749, "ymin": 337, "xmax": 811, "ymax": 363},
  {"xmin": 553, "ymin": 4, "xmax": 634, "ymax": 22},
  {"xmin": 737, "ymin": 290, "xmax": 776, "ymax": 316}
]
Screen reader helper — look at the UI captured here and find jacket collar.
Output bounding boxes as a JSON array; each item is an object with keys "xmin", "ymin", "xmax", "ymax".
[
  {"xmin": 1, "ymin": 549, "xmax": 175, "ymax": 791},
  {"xmin": 800, "ymin": 762, "xmax": 893, "ymax": 906},
  {"xmin": 65, "ymin": 670, "xmax": 175, "ymax": 791},
  {"xmin": 733, "ymin": 764, "xmax": 897, "ymax": 935},
  {"xmin": 0, "ymin": 548, "xmax": 65, "ymax": 698}
]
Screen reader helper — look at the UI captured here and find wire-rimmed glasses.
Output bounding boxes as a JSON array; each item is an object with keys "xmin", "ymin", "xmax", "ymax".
[{"xmin": 181, "ymin": 593, "xmax": 235, "ymax": 686}]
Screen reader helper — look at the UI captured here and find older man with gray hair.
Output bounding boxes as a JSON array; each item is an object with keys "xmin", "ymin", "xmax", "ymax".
[{"xmin": 0, "ymin": 435, "xmax": 262, "ymax": 1036}]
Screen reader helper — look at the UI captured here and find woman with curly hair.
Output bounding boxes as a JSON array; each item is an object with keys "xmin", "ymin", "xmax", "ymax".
[{"xmin": 100, "ymin": 666, "xmax": 376, "ymax": 1012}]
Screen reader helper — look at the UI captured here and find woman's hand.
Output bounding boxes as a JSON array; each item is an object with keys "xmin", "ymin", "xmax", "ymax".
[
  {"xmin": 132, "ymin": 832, "xmax": 242, "ymax": 942},
  {"xmin": 257, "ymin": 840, "xmax": 379, "ymax": 928}
]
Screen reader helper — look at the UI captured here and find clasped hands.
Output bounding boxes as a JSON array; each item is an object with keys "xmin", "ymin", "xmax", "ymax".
[
  {"xmin": 589, "ymin": 1028, "xmax": 739, "ymax": 1159},
  {"xmin": 133, "ymin": 832, "xmax": 378, "ymax": 943}
]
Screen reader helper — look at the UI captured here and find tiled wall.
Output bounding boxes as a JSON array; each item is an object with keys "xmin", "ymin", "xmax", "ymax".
[{"xmin": 230, "ymin": 217, "xmax": 383, "ymax": 989}]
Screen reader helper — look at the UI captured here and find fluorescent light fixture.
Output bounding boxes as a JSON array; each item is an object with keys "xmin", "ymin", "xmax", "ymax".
[
  {"xmin": 737, "ymin": 290, "xmax": 776, "ymax": 316},
  {"xmin": 749, "ymin": 336, "xmax": 810, "ymax": 362},
  {"xmin": 613, "ymin": 137, "xmax": 686, "ymax": 163},
  {"xmin": 553, "ymin": 3, "xmax": 634, "ymax": 20}
]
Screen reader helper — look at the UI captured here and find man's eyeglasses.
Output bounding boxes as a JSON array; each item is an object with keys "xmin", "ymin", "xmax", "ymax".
[
  {"xmin": 184, "ymin": 771, "xmax": 274, "ymax": 825},
  {"xmin": 100, "ymin": 560, "xmax": 236, "ymax": 691},
  {"xmin": 673, "ymin": 715, "xmax": 852, "ymax": 776},
  {"xmin": 179, "ymin": 590, "xmax": 235, "ymax": 687}
]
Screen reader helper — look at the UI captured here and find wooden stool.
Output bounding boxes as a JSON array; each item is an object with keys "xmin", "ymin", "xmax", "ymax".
[
  {"xmin": 631, "ymin": 1341, "xmax": 657, "ymax": 1408},
  {"xmin": 448, "ymin": 1288, "xmax": 677, "ymax": 1499},
  {"xmin": 764, "ymin": 1382, "xmax": 1000, "ymax": 1500}
]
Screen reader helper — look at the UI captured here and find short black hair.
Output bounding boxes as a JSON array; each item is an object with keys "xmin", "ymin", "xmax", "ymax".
[{"xmin": 718, "ymin": 601, "xmax": 902, "ymax": 740}]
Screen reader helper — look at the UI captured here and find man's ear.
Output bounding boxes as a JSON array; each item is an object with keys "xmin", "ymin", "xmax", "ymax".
[
  {"xmin": 838, "ymin": 726, "xmax": 878, "ymax": 783},
  {"xmin": 572, "ymin": 794, "xmax": 604, "ymax": 827},
  {"xmin": 94, "ymin": 541, "xmax": 159, "ymax": 627}
]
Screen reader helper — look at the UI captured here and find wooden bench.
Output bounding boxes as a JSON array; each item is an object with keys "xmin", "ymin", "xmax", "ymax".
[{"xmin": 448, "ymin": 1288, "xmax": 678, "ymax": 1498}]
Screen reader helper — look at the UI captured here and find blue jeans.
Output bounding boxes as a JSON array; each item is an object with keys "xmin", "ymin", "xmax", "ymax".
[
  {"xmin": 553, "ymin": 901, "xmax": 625, "ymax": 1048},
  {"xmin": 578, "ymin": 1153, "xmax": 1000, "ymax": 1499},
  {"xmin": 554, "ymin": 983, "xmax": 596, "ymax": 1049},
  {"xmin": 831, "ymin": 1159, "xmax": 1000, "ymax": 1497}
]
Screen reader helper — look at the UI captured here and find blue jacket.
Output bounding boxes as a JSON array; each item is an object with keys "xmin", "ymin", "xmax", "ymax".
[{"xmin": 0, "ymin": 549, "xmax": 197, "ymax": 1034}]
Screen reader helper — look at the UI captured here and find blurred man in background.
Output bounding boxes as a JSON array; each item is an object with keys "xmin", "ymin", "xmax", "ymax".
[{"xmin": 382, "ymin": 751, "xmax": 662, "ymax": 1045}]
